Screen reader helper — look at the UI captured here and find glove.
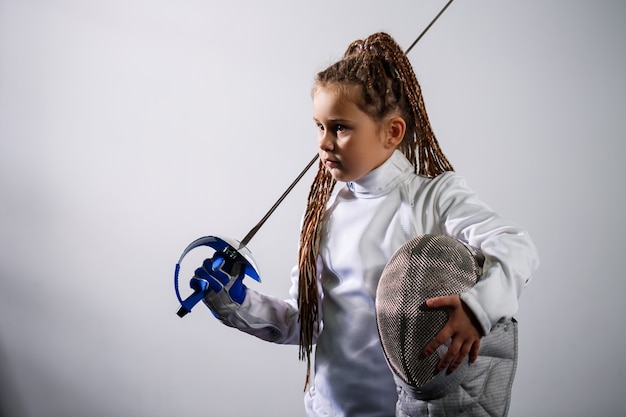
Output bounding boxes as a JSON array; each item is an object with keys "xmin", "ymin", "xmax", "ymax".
[{"xmin": 194, "ymin": 252, "xmax": 247, "ymax": 313}]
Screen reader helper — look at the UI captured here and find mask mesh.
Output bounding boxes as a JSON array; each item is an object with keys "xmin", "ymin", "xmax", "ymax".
[{"xmin": 375, "ymin": 234, "xmax": 483, "ymax": 389}]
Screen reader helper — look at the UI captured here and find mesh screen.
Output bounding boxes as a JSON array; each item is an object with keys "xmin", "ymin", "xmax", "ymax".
[{"xmin": 375, "ymin": 234, "xmax": 482, "ymax": 388}]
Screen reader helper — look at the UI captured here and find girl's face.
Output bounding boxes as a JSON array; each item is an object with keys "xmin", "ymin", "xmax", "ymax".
[{"xmin": 312, "ymin": 86, "xmax": 399, "ymax": 183}]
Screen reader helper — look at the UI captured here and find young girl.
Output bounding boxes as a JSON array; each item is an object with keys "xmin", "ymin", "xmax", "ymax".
[{"xmin": 196, "ymin": 32, "xmax": 539, "ymax": 416}]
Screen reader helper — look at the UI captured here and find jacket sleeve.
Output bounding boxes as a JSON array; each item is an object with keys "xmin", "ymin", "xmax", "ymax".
[
  {"xmin": 432, "ymin": 172, "xmax": 540, "ymax": 335},
  {"xmin": 203, "ymin": 265, "xmax": 302, "ymax": 345}
]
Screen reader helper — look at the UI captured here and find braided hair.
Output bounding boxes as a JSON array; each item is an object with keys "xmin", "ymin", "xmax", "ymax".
[{"xmin": 297, "ymin": 32, "xmax": 453, "ymax": 387}]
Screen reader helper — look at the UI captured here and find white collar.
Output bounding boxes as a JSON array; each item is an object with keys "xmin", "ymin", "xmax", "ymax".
[{"xmin": 346, "ymin": 151, "xmax": 414, "ymax": 198}]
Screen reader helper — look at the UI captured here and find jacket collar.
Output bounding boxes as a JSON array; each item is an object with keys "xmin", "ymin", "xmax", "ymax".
[{"xmin": 346, "ymin": 150, "xmax": 413, "ymax": 198}]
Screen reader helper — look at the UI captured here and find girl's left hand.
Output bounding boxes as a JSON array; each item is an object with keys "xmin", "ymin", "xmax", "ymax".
[{"xmin": 422, "ymin": 294, "xmax": 482, "ymax": 373}]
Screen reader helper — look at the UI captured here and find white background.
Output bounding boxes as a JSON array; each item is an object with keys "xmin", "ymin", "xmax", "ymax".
[{"xmin": 1, "ymin": 1, "xmax": 624, "ymax": 416}]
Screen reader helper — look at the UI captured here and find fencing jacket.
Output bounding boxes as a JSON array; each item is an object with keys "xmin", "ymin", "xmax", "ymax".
[{"xmin": 206, "ymin": 150, "xmax": 539, "ymax": 417}]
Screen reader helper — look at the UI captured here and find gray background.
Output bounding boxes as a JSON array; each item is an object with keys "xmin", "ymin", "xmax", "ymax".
[{"xmin": 1, "ymin": 1, "xmax": 624, "ymax": 416}]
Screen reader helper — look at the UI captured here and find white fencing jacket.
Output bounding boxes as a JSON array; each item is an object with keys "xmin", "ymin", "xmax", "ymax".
[{"xmin": 206, "ymin": 150, "xmax": 539, "ymax": 417}]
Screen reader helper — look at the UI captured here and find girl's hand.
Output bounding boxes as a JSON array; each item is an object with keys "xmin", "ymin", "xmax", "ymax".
[{"xmin": 423, "ymin": 295, "xmax": 482, "ymax": 373}]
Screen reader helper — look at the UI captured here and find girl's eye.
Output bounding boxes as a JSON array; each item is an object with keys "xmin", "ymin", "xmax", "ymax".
[
  {"xmin": 317, "ymin": 123, "xmax": 325, "ymax": 131},
  {"xmin": 336, "ymin": 124, "xmax": 347, "ymax": 133}
]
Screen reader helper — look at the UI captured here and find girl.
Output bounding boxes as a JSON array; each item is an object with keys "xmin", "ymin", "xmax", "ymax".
[{"xmin": 197, "ymin": 32, "xmax": 539, "ymax": 416}]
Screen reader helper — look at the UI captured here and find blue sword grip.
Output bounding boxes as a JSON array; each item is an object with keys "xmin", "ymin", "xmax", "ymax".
[{"xmin": 176, "ymin": 276, "xmax": 211, "ymax": 318}]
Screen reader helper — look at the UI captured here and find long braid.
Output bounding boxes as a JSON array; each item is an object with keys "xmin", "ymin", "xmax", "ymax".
[
  {"xmin": 297, "ymin": 32, "xmax": 453, "ymax": 388},
  {"xmin": 297, "ymin": 161, "xmax": 335, "ymax": 387}
]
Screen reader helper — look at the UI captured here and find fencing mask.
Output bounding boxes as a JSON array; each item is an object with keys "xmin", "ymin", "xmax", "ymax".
[{"xmin": 375, "ymin": 234, "xmax": 484, "ymax": 400}]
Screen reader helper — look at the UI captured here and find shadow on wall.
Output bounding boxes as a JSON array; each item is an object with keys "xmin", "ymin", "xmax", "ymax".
[{"xmin": 0, "ymin": 340, "xmax": 25, "ymax": 417}]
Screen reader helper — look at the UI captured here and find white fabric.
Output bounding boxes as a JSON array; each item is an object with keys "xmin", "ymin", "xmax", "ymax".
[{"xmin": 206, "ymin": 150, "xmax": 539, "ymax": 417}]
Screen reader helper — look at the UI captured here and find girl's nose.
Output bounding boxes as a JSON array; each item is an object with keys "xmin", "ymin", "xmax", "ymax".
[{"xmin": 318, "ymin": 131, "xmax": 334, "ymax": 151}]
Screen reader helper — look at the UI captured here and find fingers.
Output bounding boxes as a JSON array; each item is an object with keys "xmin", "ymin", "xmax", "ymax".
[
  {"xmin": 423, "ymin": 295, "xmax": 482, "ymax": 372},
  {"xmin": 194, "ymin": 258, "xmax": 231, "ymax": 293},
  {"xmin": 441, "ymin": 339, "xmax": 471, "ymax": 372},
  {"xmin": 205, "ymin": 258, "xmax": 233, "ymax": 284},
  {"xmin": 423, "ymin": 295, "xmax": 461, "ymax": 358},
  {"xmin": 423, "ymin": 327, "xmax": 453, "ymax": 358},
  {"xmin": 432, "ymin": 338, "xmax": 478, "ymax": 373},
  {"xmin": 426, "ymin": 294, "xmax": 459, "ymax": 310},
  {"xmin": 194, "ymin": 264, "xmax": 222, "ymax": 293}
]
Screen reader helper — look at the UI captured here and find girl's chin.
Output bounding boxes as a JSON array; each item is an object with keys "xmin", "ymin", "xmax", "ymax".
[
  {"xmin": 327, "ymin": 169, "xmax": 357, "ymax": 183},
  {"xmin": 325, "ymin": 166, "xmax": 345, "ymax": 181}
]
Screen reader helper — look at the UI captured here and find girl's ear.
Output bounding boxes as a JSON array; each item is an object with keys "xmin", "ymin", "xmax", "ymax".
[{"xmin": 384, "ymin": 116, "xmax": 406, "ymax": 149}]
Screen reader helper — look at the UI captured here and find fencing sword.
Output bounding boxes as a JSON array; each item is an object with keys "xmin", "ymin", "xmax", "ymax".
[
  {"xmin": 173, "ymin": 155, "xmax": 318, "ymax": 317},
  {"xmin": 174, "ymin": 0, "xmax": 455, "ymax": 317}
]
